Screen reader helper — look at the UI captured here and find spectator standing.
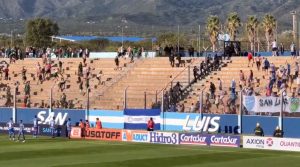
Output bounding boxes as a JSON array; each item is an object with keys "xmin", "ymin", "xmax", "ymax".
[
  {"xmin": 295, "ymin": 62, "xmax": 299, "ymax": 79},
  {"xmin": 291, "ymin": 42, "xmax": 296, "ymax": 59},
  {"xmin": 279, "ymin": 43, "xmax": 284, "ymax": 55},
  {"xmin": 247, "ymin": 52, "xmax": 253, "ymax": 67},
  {"xmin": 255, "ymin": 55, "xmax": 262, "ymax": 71},
  {"xmin": 271, "ymin": 39, "xmax": 278, "ymax": 56},
  {"xmin": 96, "ymin": 118, "xmax": 102, "ymax": 129},
  {"xmin": 217, "ymin": 78, "xmax": 223, "ymax": 90},
  {"xmin": 66, "ymin": 118, "xmax": 71, "ymax": 139},
  {"xmin": 147, "ymin": 117, "xmax": 155, "ymax": 131}
]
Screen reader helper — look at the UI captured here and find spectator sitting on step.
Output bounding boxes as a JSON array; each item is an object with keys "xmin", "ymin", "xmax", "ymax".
[{"xmin": 190, "ymin": 103, "xmax": 196, "ymax": 113}]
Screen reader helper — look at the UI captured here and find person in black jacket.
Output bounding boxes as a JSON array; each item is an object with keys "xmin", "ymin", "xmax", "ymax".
[
  {"xmin": 273, "ymin": 126, "xmax": 284, "ymax": 137},
  {"xmin": 254, "ymin": 123, "xmax": 264, "ymax": 136}
]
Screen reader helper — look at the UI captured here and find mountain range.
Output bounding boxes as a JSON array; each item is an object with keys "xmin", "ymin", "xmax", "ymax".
[{"xmin": 0, "ymin": 0, "xmax": 298, "ymax": 34}]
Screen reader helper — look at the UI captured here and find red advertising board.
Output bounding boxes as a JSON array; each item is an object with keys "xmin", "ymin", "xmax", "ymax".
[
  {"xmin": 85, "ymin": 128, "xmax": 122, "ymax": 141},
  {"xmin": 70, "ymin": 127, "xmax": 82, "ymax": 139}
]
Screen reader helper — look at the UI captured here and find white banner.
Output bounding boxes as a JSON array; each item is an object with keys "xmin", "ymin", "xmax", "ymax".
[
  {"xmin": 243, "ymin": 136, "xmax": 300, "ymax": 152},
  {"xmin": 243, "ymin": 96, "xmax": 300, "ymax": 113}
]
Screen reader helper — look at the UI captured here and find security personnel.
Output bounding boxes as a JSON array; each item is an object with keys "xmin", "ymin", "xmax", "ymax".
[
  {"xmin": 96, "ymin": 118, "xmax": 102, "ymax": 129},
  {"xmin": 254, "ymin": 123, "xmax": 264, "ymax": 136},
  {"xmin": 273, "ymin": 126, "xmax": 284, "ymax": 137},
  {"xmin": 147, "ymin": 117, "xmax": 155, "ymax": 131}
]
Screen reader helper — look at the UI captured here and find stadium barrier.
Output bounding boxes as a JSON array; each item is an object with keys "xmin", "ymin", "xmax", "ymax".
[
  {"xmin": 2, "ymin": 107, "xmax": 300, "ymax": 138},
  {"xmin": 243, "ymin": 136, "xmax": 300, "ymax": 152}
]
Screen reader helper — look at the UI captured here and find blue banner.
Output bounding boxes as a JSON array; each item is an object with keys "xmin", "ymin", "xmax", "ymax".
[
  {"xmin": 17, "ymin": 108, "xmax": 85, "ymax": 126},
  {"xmin": 124, "ymin": 109, "xmax": 161, "ymax": 130}
]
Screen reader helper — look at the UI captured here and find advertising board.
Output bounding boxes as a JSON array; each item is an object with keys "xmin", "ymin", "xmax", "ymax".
[
  {"xmin": 17, "ymin": 109, "xmax": 85, "ymax": 126},
  {"xmin": 70, "ymin": 127, "xmax": 82, "ymax": 139},
  {"xmin": 179, "ymin": 133, "xmax": 240, "ymax": 147},
  {"xmin": 243, "ymin": 136, "xmax": 300, "ymax": 152},
  {"xmin": 149, "ymin": 132, "xmax": 179, "ymax": 145},
  {"xmin": 85, "ymin": 128, "xmax": 122, "ymax": 141},
  {"xmin": 122, "ymin": 130, "xmax": 149, "ymax": 143}
]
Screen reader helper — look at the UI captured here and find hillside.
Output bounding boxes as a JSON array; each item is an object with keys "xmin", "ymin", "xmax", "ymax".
[{"xmin": 0, "ymin": 0, "xmax": 297, "ymax": 34}]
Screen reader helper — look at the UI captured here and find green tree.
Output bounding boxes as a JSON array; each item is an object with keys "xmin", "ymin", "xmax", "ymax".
[
  {"xmin": 262, "ymin": 14, "xmax": 276, "ymax": 51},
  {"xmin": 246, "ymin": 16, "xmax": 259, "ymax": 51},
  {"xmin": 226, "ymin": 12, "xmax": 241, "ymax": 41},
  {"xmin": 206, "ymin": 15, "xmax": 220, "ymax": 52},
  {"xmin": 157, "ymin": 33, "xmax": 187, "ymax": 47},
  {"xmin": 25, "ymin": 18, "xmax": 59, "ymax": 47}
]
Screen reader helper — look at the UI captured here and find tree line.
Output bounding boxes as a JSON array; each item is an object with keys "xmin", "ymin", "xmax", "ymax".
[{"xmin": 206, "ymin": 13, "xmax": 277, "ymax": 52}]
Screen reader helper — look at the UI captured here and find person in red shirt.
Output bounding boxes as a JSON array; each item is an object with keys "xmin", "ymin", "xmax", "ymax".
[
  {"xmin": 85, "ymin": 120, "xmax": 90, "ymax": 129},
  {"xmin": 147, "ymin": 117, "xmax": 155, "ymax": 131},
  {"xmin": 79, "ymin": 119, "xmax": 85, "ymax": 137},
  {"xmin": 96, "ymin": 118, "xmax": 102, "ymax": 129},
  {"xmin": 247, "ymin": 52, "xmax": 253, "ymax": 67}
]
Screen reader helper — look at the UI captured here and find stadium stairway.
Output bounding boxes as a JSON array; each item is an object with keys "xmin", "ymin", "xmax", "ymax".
[{"xmin": 91, "ymin": 57, "xmax": 201, "ymax": 110}]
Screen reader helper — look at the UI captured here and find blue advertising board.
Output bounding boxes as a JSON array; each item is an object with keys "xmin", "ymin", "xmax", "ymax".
[
  {"xmin": 17, "ymin": 108, "xmax": 85, "ymax": 126},
  {"xmin": 0, "ymin": 108, "xmax": 12, "ymax": 123},
  {"xmin": 242, "ymin": 115, "xmax": 278, "ymax": 137},
  {"xmin": 162, "ymin": 112, "xmax": 300, "ymax": 138},
  {"xmin": 162, "ymin": 112, "xmax": 238, "ymax": 133}
]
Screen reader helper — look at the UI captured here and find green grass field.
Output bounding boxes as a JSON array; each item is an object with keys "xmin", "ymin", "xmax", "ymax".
[{"xmin": 1, "ymin": 135, "xmax": 300, "ymax": 167}]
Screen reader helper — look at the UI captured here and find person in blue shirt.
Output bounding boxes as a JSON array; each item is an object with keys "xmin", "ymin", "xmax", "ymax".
[
  {"xmin": 66, "ymin": 118, "xmax": 72, "ymax": 139},
  {"xmin": 7, "ymin": 118, "xmax": 15, "ymax": 141},
  {"xmin": 17, "ymin": 120, "xmax": 25, "ymax": 142},
  {"xmin": 49, "ymin": 117, "xmax": 56, "ymax": 138},
  {"xmin": 33, "ymin": 115, "xmax": 39, "ymax": 138}
]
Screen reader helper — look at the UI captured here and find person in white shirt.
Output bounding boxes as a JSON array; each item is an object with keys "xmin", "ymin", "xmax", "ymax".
[
  {"xmin": 17, "ymin": 120, "xmax": 25, "ymax": 142},
  {"xmin": 7, "ymin": 118, "xmax": 15, "ymax": 141},
  {"xmin": 217, "ymin": 78, "xmax": 223, "ymax": 90},
  {"xmin": 271, "ymin": 39, "xmax": 278, "ymax": 56},
  {"xmin": 291, "ymin": 42, "xmax": 296, "ymax": 58},
  {"xmin": 33, "ymin": 115, "xmax": 39, "ymax": 138},
  {"xmin": 49, "ymin": 117, "xmax": 56, "ymax": 138}
]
